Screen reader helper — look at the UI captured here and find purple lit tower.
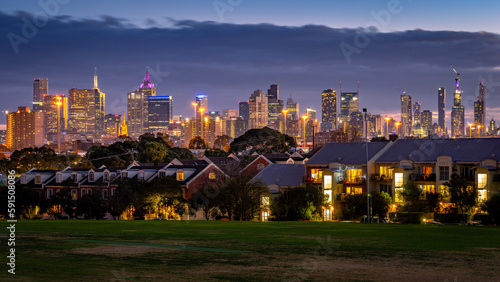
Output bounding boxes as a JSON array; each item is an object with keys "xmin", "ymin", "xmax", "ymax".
[{"xmin": 127, "ymin": 67, "xmax": 157, "ymax": 139}]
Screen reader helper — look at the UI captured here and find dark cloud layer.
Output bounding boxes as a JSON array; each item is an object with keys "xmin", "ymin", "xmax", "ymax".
[{"xmin": 1, "ymin": 11, "xmax": 499, "ymax": 127}]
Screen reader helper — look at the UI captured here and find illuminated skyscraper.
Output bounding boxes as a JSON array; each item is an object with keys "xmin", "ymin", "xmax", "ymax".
[
  {"xmin": 148, "ymin": 96, "xmax": 173, "ymax": 132},
  {"xmin": 340, "ymin": 89, "xmax": 359, "ymax": 123},
  {"xmin": 321, "ymin": 88, "xmax": 337, "ymax": 131},
  {"xmin": 6, "ymin": 106, "xmax": 44, "ymax": 150},
  {"xmin": 286, "ymin": 94, "xmax": 299, "ymax": 121},
  {"xmin": 421, "ymin": 110, "xmax": 432, "ymax": 133},
  {"xmin": 43, "ymin": 95, "xmax": 68, "ymax": 141},
  {"xmin": 267, "ymin": 84, "xmax": 283, "ymax": 128},
  {"xmin": 104, "ymin": 114, "xmax": 121, "ymax": 137},
  {"xmin": 196, "ymin": 94, "xmax": 208, "ymax": 113},
  {"xmin": 306, "ymin": 107, "xmax": 316, "ymax": 120},
  {"xmin": 451, "ymin": 73, "xmax": 465, "ymax": 138},
  {"xmin": 238, "ymin": 101, "xmax": 250, "ymax": 120},
  {"xmin": 249, "ymin": 90, "xmax": 268, "ymax": 129},
  {"xmin": 33, "ymin": 78, "xmax": 48, "ymax": 111},
  {"xmin": 127, "ymin": 67, "xmax": 157, "ymax": 139},
  {"xmin": 475, "ymin": 82, "xmax": 486, "ymax": 135},
  {"xmin": 438, "ymin": 87, "xmax": 446, "ymax": 132},
  {"xmin": 400, "ymin": 93, "xmax": 413, "ymax": 137}
]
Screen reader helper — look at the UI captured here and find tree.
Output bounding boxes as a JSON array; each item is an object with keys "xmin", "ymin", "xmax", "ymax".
[
  {"xmin": 214, "ymin": 135, "xmax": 231, "ymax": 150},
  {"xmin": 485, "ymin": 192, "xmax": 500, "ymax": 224},
  {"xmin": 343, "ymin": 193, "xmax": 367, "ymax": 220},
  {"xmin": 208, "ymin": 175, "xmax": 269, "ymax": 221},
  {"xmin": 142, "ymin": 176, "xmax": 185, "ymax": 220},
  {"xmin": 139, "ymin": 141, "xmax": 168, "ymax": 165},
  {"xmin": 230, "ymin": 127, "xmax": 296, "ymax": 153},
  {"xmin": 76, "ymin": 192, "xmax": 106, "ymax": 219},
  {"xmin": 189, "ymin": 136, "xmax": 208, "ymax": 149},
  {"xmin": 271, "ymin": 185, "xmax": 323, "ymax": 220},
  {"xmin": 370, "ymin": 191, "xmax": 392, "ymax": 218},
  {"xmin": 398, "ymin": 180, "xmax": 423, "ymax": 213},
  {"xmin": 0, "ymin": 185, "xmax": 39, "ymax": 219},
  {"xmin": 204, "ymin": 148, "xmax": 229, "ymax": 157},
  {"xmin": 445, "ymin": 178, "xmax": 478, "ymax": 224}
]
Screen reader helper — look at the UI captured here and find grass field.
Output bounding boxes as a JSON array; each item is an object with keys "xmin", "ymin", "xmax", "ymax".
[{"xmin": 1, "ymin": 220, "xmax": 499, "ymax": 281}]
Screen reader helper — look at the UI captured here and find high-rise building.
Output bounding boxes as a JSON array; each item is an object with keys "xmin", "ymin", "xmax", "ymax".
[
  {"xmin": 489, "ymin": 118, "xmax": 496, "ymax": 134},
  {"xmin": 438, "ymin": 87, "xmax": 446, "ymax": 132},
  {"xmin": 43, "ymin": 95, "xmax": 68, "ymax": 141},
  {"xmin": 306, "ymin": 107, "xmax": 316, "ymax": 120},
  {"xmin": 68, "ymin": 69, "xmax": 105, "ymax": 135},
  {"xmin": 222, "ymin": 109, "xmax": 238, "ymax": 119},
  {"xmin": 196, "ymin": 94, "xmax": 208, "ymax": 113},
  {"xmin": 0, "ymin": 130, "xmax": 6, "ymax": 145},
  {"xmin": 33, "ymin": 78, "xmax": 48, "ymax": 111},
  {"xmin": 249, "ymin": 90, "xmax": 268, "ymax": 129},
  {"xmin": 321, "ymin": 89, "xmax": 337, "ymax": 131},
  {"xmin": 475, "ymin": 82, "xmax": 486, "ymax": 135},
  {"xmin": 267, "ymin": 84, "xmax": 283, "ymax": 128},
  {"xmin": 238, "ymin": 101, "xmax": 250, "ymax": 120},
  {"xmin": 104, "ymin": 114, "xmax": 121, "ymax": 137},
  {"xmin": 6, "ymin": 107, "xmax": 44, "ymax": 150},
  {"xmin": 127, "ymin": 68, "xmax": 157, "ymax": 139},
  {"xmin": 400, "ymin": 93, "xmax": 413, "ymax": 137},
  {"xmin": 148, "ymin": 96, "xmax": 173, "ymax": 132},
  {"xmin": 413, "ymin": 101, "xmax": 421, "ymax": 127},
  {"xmin": 286, "ymin": 95, "xmax": 299, "ymax": 121},
  {"xmin": 421, "ymin": 110, "xmax": 432, "ymax": 132},
  {"xmin": 340, "ymin": 91, "xmax": 359, "ymax": 123},
  {"xmin": 451, "ymin": 74, "xmax": 465, "ymax": 138}
]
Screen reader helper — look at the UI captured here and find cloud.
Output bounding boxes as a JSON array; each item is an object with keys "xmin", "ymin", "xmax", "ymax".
[{"xmin": 0, "ymin": 11, "xmax": 499, "ymax": 130}]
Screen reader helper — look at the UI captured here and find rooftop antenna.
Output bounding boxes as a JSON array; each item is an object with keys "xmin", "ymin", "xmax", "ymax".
[
  {"xmin": 339, "ymin": 81, "xmax": 342, "ymax": 93},
  {"xmin": 357, "ymin": 81, "xmax": 360, "ymax": 93},
  {"xmin": 451, "ymin": 65, "xmax": 460, "ymax": 91},
  {"xmin": 93, "ymin": 67, "xmax": 98, "ymax": 89}
]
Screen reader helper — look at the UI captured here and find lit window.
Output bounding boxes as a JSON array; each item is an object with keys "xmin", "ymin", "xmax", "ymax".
[
  {"xmin": 394, "ymin": 173, "xmax": 403, "ymax": 188},
  {"xmin": 261, "ymin": 211, "xmax": 269, "ymax": 221},
  {"xmin": 439, "ymin": 167, "xmax": 449, "ymax": 181},
  {"xmin": 257, "ymin": 163, "xmax": 265, "ymax": 170},
  {"xmin": 176, "ymin": 171, "xmax": 184, "ymax": 181},
  {"xmin": 261, "ymin": 196, "xmax": 270, "ymax": 207},
  {"xmin": 478, "ymin": 174, "xmax": 487, "ymax": 189},
  {"xmin": 379, "ymin": 166, "xmax": 394, "ymax": 178},
  {"xmin": 347, "ymin": 169, "xmax": 362, "ymax": 183},
  {"xmin": 209, "ymin": 172, "xmax": 216, "ymax": 180},
  {"xmin": 324, "ymin": 190, "xmax": 332, "ymax": 203},
  {"xmin": 478, "ymin": 189, "xmax": 487, "ymax": 202},
  {"xmin": 71, "ymin": 190, "xmax": 77, "ymax": 200},
  {"xmin": 324, "ymin": 175, "xmax": 332, "ymax": 189}
]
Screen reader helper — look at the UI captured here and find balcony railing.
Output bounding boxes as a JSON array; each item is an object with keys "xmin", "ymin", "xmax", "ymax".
[
  {"xmin": 343, "ymin": 177, "xmax": 366, "ymax": 184},
  {"xmin": 370, "ymin": 174, "xmax": 392, "ymax": 181},
  {"xmin": 303, "ymin": 176, "xmax": 321, "ymax": 183},
  {"xmin": 410, "ymin": 173, "xmax": 436, "ymax": 181}
]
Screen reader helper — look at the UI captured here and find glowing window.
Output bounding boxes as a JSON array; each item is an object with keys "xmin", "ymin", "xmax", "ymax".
[
  {"xmin": 324, "ymin": 190, "xmax": 332, "ymax": 203},
  {"xmin": 394, "ymin": 173, "xmax": 403, "ymax": 188},
  {"xmin": 379, "ymin": 166, "xmax": 394, "ymax": 178},
  {"xmin": 209, "ymin": 172, "xmax": 216, "ymax": 180},
  {"xmin": 35, "ymin": 175, "xmax": 42, "ymax": 184},
  {"xmin": 347, "ymin": 169, "xmax": 362, "ymax": 183},
  {"xmin": 261, "ymin": 196, "xmax": 270, "ymax": 207},
  {"xmin": 176, "ymin": 171, "xmax": 184, "ymax": 181},
  {"xmin": 478, "ymin": 189, "xmax": 487, "ymax": 202},
  {"xmin": 71, "ymin": 190, "xmax": 77, "ymax": 200},
  {"xmin": 478, "ymin": 174, "xmax": 487, "ymax": 189},
  {"xmin": 324, "ymin": 175, "xmax": 332, "ymax": 189},
  {"xmin": 395, "ymin": 188, "xmax": 403, "ymax": 203}
]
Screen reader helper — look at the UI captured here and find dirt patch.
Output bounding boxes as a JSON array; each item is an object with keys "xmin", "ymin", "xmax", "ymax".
[{"xmin": 72, "ymin": 245, "xmax": 176, "ymax": 256}]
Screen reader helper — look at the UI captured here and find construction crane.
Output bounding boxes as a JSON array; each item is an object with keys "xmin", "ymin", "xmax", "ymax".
[
  {"xmin": 451, "ymin": 65, "xmax": 460, "ymax": 76},
  {"xmin": 395, "ymin": 87, "xmax": 406, "ymax": 95},
  {"xmin": 451, "ymin": 65, "xmax": 461, "ymax": 90}
]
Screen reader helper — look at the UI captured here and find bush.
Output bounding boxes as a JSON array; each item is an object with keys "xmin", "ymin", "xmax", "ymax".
[{"xmin": 484, "ymin": 193, "xmax": 500, "ymax": 224}]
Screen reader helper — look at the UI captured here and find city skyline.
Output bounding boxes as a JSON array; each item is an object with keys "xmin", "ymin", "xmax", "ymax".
[{"xmin": 1, "ymin": 2, "xmax": 500, "ymax": 132}]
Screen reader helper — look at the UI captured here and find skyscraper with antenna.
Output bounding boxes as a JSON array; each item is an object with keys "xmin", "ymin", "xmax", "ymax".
[{"xmin": 451, "ymin": 66, "xmax": 465, "ymax": 138}]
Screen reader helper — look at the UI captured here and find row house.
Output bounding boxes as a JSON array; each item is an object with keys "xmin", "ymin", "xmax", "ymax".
[{"xmin": 240, "ymin": 152, "xmax": 309, "ymax": 178}]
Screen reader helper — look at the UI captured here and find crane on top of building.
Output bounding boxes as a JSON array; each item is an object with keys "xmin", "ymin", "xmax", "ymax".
[
  {"xmin": 395, "ymin": 87, "xmax": 406, "ymax": 95},
  {"xmin": 451, "ymin": 65, "xmax": 461, "ymax": 90}
]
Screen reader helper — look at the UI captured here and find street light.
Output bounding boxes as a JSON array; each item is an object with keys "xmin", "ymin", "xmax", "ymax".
[
  {"xmin": 282, "ymin": 109, "xmax": 289, "ymax": 134},
  {"xmin": 363, "ymin": 108, "xmax": 370, "ymax": 222},
  {"xmin": 384, "ymin": 116, "xmax": 391, "ymax": 139},
  {"xmin": 477, "ymin": 124, "xmax": 482, "ymax": 138},
  {"xmin": 192, "ymin": 102, "xmax": 198, "ymax": 137},
  {"xmin": 468, "ymin": 123, "xmax": 474, "ymax": 138},
  {"xmin": 394, "ymin": 122, "xmax": 401, "ymax": 136},
  {"xmin": 199, "ymin": 108, "xmax": 205, "ymax": 139},
  {"xmin": 55, "ymin": 96, "xmax": 62, "ymax": 154},
  {"xmin": 302, "ymin": 115, "xmax": 308, "ymax": 146}
]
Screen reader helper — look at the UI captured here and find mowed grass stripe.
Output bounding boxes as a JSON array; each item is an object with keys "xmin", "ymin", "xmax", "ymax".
[{"xmin": 68, "ymin": 238, "xmax": 252, "ymax": 253}]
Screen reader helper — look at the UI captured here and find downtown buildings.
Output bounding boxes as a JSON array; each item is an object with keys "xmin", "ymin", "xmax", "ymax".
[{"xmin": 451, "ymin": 71, "xmax": 465, "ymax": 138}]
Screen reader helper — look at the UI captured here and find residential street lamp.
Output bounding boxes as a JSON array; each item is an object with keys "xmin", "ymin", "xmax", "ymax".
[
  {"xmin": 468, "ymin": 123, "xmax": 474, "ymax": 138},
  {"xmin": 199, "ymin": 108, "xmax": 205, "ymax": 139},
  {"xmin": 363, "ymin": 108, "xmax": 370, "ymax": 222},
  {"xmin": 477, "ymin": 125, "xmax": 482, "ymax": 138},
  {"xmin": 394, "ymin": 122, "xmax": 401, "ymax": 136},
  {"xmin": 302, "ymin": 115, "xmax": 308, "ymax": 146},
  {"xmin": 192, "ymin": 102, "xmax": 198, "ymax": 137},
  {"xmin": 384, "ymin": 116, "xmax": 391, "ymax": 139},
  {"xmin": 56, "ymin": 97, "xmax": 62, "ymax": 154},
  {"xmin": 282, "ymin": 109, "xmax": 289, "ymax": 134}
]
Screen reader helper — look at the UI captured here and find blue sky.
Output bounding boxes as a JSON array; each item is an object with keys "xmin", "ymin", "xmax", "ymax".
[{"xmin": 1, "ymin": 0, "xmax": 500, "ymax": 130}]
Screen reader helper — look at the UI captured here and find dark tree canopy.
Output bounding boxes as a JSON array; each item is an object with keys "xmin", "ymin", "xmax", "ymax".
[
  {"xmin": 189, "ymin": 136, "xmax": 208, "ymax": 149},
  {"xmin": 230, "ymin": 127, "xmax": 297, "ymax": 153}
]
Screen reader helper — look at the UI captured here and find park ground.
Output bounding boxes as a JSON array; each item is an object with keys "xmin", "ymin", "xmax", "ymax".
[{"xmin": 0, "ymin": 220, "xmax": 499, "ymax": 281}]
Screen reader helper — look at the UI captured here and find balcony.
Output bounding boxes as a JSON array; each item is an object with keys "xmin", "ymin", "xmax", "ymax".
[
  {"xmin": 410, "ymin": 173, "xmax": 436, "ymax": 182},
  {"xmin": 303, "ymin": 176, "xmax": 321, "ymax": 183},
  {"xmin": 344, "ymin": 177, "xmax": 366, "ymax": 185},
  {"xmin": 371, "ymin": 174, "xmax": 392, "ymax": 181}
]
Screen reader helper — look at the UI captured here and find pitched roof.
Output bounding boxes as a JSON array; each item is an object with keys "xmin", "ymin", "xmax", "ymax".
[
  {"xmin": 251, "ymin": 164, "xmax": 305, "ymax": 187},
  {"xmin": 306, "ymin": 142, "xmax": 389, "ymax": 165},
  {"xmin": 376, "ymin": 138, "xmax": 500, "ymax": 163}
]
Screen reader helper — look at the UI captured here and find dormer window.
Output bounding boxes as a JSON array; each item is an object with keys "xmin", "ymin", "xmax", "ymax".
[
  {"xmin": 56, "ymin": 173, "xmax": 62, "ymax": 183},
  {"xmin": 121, "ymin": 171, "xmax": 128, "ymax": 178},
  {"xmin": 35, "ymin": 174, "xmax": 42, "ymax": 184},
  {"xmin": 89, "ymin": 172, "xmax": 95, "ymax": 182},
  {"xmin": 138, "ymin": 171, "xmax": 144, "ymax": 180},
  {"xmin": 176, "ymin": 170, "xmax": 184, "ymax": 181},
  {"xmin": 21, "ymin": 174, "xmax": 27, "ymax": 184},
  {"xmin": 103, "ymin": 172, "xmax": 109, "ymax": 182},
  {"xmin": 159, "ymin": 171, "xmax": 166, "ymax": 178},
  {"xmin": 71, "ymin": 174, "xmax": 77, "ymax": 183}
]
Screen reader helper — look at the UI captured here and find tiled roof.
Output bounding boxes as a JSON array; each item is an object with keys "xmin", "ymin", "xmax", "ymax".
[
  {"xmin": 251, "ymin": 164, "xmax": 305, "ymax": 187},
  {"xmin": 306, "ymin": 142, "xmax": 389, "ymax": 165}
]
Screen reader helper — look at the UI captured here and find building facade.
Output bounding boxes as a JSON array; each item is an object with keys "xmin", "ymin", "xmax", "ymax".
[
  {"xmin": 6, "ymin": 106, "xmax": 44, "ymax": 150},
  {"xmin": 33, "ymin": 78, "xmax": 48, "ymax": 111},
  {"xmin": 321, "ymin": 89, "xmax": 337, "ymax": 131}
]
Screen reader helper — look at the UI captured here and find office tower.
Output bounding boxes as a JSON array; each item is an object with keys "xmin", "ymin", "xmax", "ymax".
[
  {"xmin": 148, "ymin": 96, "xmax": 173, "ymax": 132},
  {"xmin": 6, "ymin": 106, "xmax": 44, "ymax": 150},
  {"xmin": 222, "ymin": 109, "xmax": 238, "ymax": 119},
  {"xmin": 413, "ymin": 101, "xmax": 421, "ymax": 127},
  {"xmin": 451, "ymin": 73, "xmax": 465, "ymax": 138},
  {"xmin": 68, "ymin": 88, "xmax": 105, "ymax": 134},
  {"xmin": 475, "ymin": 82, "xmax": 486, "ymax": 135},
  {"xmin": 43, "ymin": 95, "xmax": 68, "ymax": 141},
  {"xmin": 127, "ymin": 68, "xmax": 157, "ymax": 139},
  {"xmin": 225, "ymin": 117, "xmax": 248, "ymax": 138},
  {"xmin": 286, "ymin": 94, "xmax": 299, "ymax": 121},
  {"xmin": 438, "ymin": 87, "xmax": 446, "ymax": 132},
  {"xmin": 196, "ymin": 94, "xmax": 208, "ymax": 113},
  {"xmin": 104, "ymin": 114, "xmax": 121, "ymax": 137},
  {"xmin": 369, "ymin": 114, "xmax": 383, "ymax": 137},
  {"xmin": 238, "ymin": 101, "xmax": 250, "ymax": 120},
  {"xmin": 267, "ymin": 84, "xmax": 283, "ymax": 128},
  {"xmin": 421, "ymin": 110, "xmax": 432, "ymax": 132},
  {"xmin": 249, "ymin": 90, "xmax": 268, "ymax": 129},
  {"xmin": 321, "ymin": 88, "xmax": 337, "ymax": 131},
  {"xmin": 306, "ymin": 107, "xmax": 316, "ymax": 120},
  {"xmin": 400, "ymin": 93, "xmax": 413, "ymax": 137},
  {"xmin": 33, "ymin": 78, "xmax": 48, "ymax": 111},
  {"xmin": 340, "ymin": 90, "xmax": 359, "ymax": 123},
  {"xmin": 489, "ymin": 118, "xmax": 496, "ymax": 133}
]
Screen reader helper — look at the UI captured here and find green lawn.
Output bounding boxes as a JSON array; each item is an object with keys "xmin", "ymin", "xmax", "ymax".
[{"xmin": 1, "ymin": 220, "xmax": 499, "ymax": 281}]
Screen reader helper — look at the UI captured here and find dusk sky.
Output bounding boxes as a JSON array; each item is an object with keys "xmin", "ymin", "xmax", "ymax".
[{"xmin": 1, "ymin": 0, "xmax": 500, "ymax": 131}]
